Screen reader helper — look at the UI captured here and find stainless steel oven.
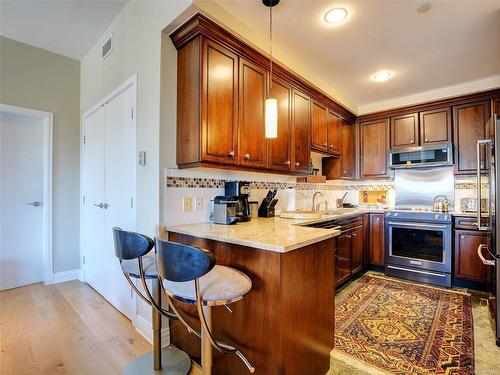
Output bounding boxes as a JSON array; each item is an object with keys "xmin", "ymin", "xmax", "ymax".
[{"xmin": 385, "ymin": 210, "xmax": 452, "ymax": 287}]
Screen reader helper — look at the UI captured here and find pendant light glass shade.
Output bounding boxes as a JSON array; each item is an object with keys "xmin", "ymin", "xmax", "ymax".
[{"xmin": 265, "ymin": 98, "xmax": 278, "ymax": 138}]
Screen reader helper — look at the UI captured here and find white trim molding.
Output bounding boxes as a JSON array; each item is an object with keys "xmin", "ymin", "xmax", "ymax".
[
  {"xmin": 134, "ymin": 313, "xmax": 171, "ymax": 347},
  {"xmin": 51, "ymin": 269, "xmax": 81, "ymax": 284},
  {"xmin": 0, "ymin": 103, "xmax": 54, "ymax": 286}
]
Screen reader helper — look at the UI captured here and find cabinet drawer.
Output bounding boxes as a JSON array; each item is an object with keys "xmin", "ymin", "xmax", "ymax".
[
  {"xmin": 337, "ymin": 215, "xmax": 362, "ymax": 232},
  {"xmin": 454, "ymin": 216, "xmax": 480, "ymax": 230}
]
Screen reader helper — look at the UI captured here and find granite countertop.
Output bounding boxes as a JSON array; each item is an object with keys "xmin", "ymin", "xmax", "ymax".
[{"xmin": 166, "ymin": 207, "xmax": 482, "ymax": 253}]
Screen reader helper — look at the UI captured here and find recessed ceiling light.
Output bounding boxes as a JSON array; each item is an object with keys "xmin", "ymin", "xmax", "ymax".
[
  {"xmin": 373, "ymin": 71, "xmax": 392, "ymax": 82},
  {"xmin": 417, "ymin": 2, "xmax": 432, "ymax": 14},
  {"xmin": 324, "ymin": 7, "xmax": 348, "ymax": 24}
]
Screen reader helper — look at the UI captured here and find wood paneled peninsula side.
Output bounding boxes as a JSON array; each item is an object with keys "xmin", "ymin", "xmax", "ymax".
[{"xmin": 166, "ymin": 217, "xmax": 340, "ymax": 375}]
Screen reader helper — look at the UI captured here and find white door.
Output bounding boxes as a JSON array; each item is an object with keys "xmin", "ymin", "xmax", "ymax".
[
  {"xmin": 83, "ymin": 83, "xmax": 136, "ymax": 320},
  {"xmin": 0, "ymin": 112, "xmax": 44, "ymax": 290}
]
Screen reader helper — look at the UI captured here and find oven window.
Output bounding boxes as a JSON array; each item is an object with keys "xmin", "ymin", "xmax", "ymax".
[{"xmin": 391, "ymin": 227, "xmax": 444, "ymax": 262}]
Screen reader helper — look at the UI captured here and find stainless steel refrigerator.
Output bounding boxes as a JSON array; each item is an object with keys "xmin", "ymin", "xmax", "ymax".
[{"xmin": 476, "ymin": 113, "xmax": 500, "ymax": 346}]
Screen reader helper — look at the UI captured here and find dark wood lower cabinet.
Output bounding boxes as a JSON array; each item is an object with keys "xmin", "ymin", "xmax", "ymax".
[
  {"xmin": 454, "ymin": 229, "xmax": 493, "ymax": 284},
  {"xmin": 368, "ymin": 213, "xmax": 385, "ymax": 266},
  {"xmin": 336, "ymin": 233, "xmax": 352, "ymax": 286},
  {"xmin": 335, "ymin": 216, "xmax": 365, "ymax": 287}
]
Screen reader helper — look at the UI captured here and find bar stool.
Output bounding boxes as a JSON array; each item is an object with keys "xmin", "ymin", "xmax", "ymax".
[
  {"xmin": 154, "ymin": 238, "xmax": 255, "ymax": 375},
  {"xmin": 112, "ymin": 227, "xmax": 191, "ymax": 375}
]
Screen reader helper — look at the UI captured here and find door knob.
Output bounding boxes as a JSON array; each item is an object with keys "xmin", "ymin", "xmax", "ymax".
[
  {"xmin": 102, "ymin": 203, "xmax": 110, "ymax": 209},
  {"xmin": 26, "ymin": 201, "xmax": 42, "ymax": 207},
  {"xmin": 94, "ymin": 203, "xmax": 104, "ymax": 209}
]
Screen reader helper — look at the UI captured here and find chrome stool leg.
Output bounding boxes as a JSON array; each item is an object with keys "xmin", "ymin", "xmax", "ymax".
[{"xmin": 201, "ymin": 306, "xmax": 213, "ymax": 375}]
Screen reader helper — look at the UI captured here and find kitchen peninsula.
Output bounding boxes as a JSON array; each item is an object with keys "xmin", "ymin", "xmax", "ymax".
[{"xmin": 166, "ymin": 217, "xmax": 340, "ymax": 375}]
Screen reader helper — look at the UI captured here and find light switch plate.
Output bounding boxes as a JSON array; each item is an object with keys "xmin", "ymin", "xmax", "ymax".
[
  {"xmin": 195, "ymin": 196, "xmax": 203, "ymax": 211},
  {"xmin": 183, "ymin": 197, "xmax": 193, "ymax": 212},
  {"xmin": 138, "ymin": 151, "xmax": 146, "ymax": 166}
]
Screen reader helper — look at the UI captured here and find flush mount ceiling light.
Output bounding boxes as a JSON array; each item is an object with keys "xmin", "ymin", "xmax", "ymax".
[
  {"xmin": 324, "ymin": 7, "xmax": 348, "ymax": 24},
  {"xmin": 417, "ymin": 2, "xmax": 432, "ymax": 14},
  {"xmin": 373, "ymin": 71, "xmax": 392, "ymax": 82},
  {"xmin": 263, "ymin": 0, "xmax": 280, "ymax": 139}
]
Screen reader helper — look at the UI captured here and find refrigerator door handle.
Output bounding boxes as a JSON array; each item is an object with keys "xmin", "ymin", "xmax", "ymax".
[
  {"xmin": 477, "ymin": 244, "xmax": 495, "ymax": 266},
  {"xmin": 476, "ymin": 139, "xmax": 492, "ymax": 231}
]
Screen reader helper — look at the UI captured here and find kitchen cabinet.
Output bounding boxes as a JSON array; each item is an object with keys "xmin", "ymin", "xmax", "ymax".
[
  {"xmin": 368, "ymin": 213, "xmax": 385, "ymax": 266},
  {"xmin": 239, "ymin": 58, "xmax": 267, "ymax": 168},
  {"xmin": 454, "ymin": 229, "xmax": 492, "ymax": 284},
  {"xmin": 390, "ymin": 113, "xmax": 418, "ymax": 148},
  {"xmin": 311, "ymin": 101, "xmax": 328, "ymax": 152},
  {"xmin": 291, "ymin": 89, "xmax": 311, "ymax": 173},
  {"xmin": 419, "ymin": 107, "xmax": 452, "ymax": 145},
  {"xmin": 453, "ymin": 100, "xmax": 491, "ymax": 174},
  {"xmin": 201, "ymin": 39, "xmax": 239, "ymax": 165},
  {"xmin": 327, "ymin": 111, "xmax": 342, "ymax": 155},
  {"xmin": 340, "ymin": 120, "xmax": 355, "ymax": 178},
  {"xmin": 268, "ymin": 77, "xmax": 292, "ymax": 171},
  {"xmin": 360, "ymin": 119, "xmax": 390, "ymax": 179},
  {"xmin": 494, "ymin": 97, "xmax": 500, "ymax": 115},
  {"xmin": 334, "ymin": 216, "xmax": 364, "ymax": 287}
]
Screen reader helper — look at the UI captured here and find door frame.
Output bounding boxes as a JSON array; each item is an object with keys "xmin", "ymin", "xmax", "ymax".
[
  {"xmin": 80, "ymin": 74, "xmax": 137, "ymax": 283},
  {"xmin": 0, "ymin": 103, "xmax": 54, "ymax": 285}
]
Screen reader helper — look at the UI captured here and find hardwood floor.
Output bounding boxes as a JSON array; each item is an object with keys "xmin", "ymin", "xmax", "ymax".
[{"xmin": 0, "ymin": 280, "xmax": 151, "ymax": 375}]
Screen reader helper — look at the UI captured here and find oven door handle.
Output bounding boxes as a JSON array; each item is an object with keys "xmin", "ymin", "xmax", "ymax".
[{"xmin": 387, "ymin": 221, "xmax": 448, "ymax": 229}]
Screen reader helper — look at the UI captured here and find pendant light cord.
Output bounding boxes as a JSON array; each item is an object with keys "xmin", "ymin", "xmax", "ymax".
[{"xmin": 269, "ymin": 3, "xmax": 273, "ymax": 91}]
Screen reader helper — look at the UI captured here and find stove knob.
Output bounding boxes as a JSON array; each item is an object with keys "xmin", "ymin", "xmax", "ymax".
[
  {"xmin": 386, "ymin": 212, "xmax": 391, "ymax": 217},
  {"xmin": 393, "ymin": 212, "xmax": 399, "ymax": 217},
  {"xmin": 443, "ymin": 215, "xmax": 448, "ymax": 220},
  {"xmin": 435, "ymin": 214, "xmax": 440, "ymax": 219}
]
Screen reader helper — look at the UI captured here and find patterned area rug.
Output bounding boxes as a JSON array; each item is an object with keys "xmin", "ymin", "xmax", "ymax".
[{"xmin": 333, "ymin": 275, "xmax": 474, "ymax": 374}]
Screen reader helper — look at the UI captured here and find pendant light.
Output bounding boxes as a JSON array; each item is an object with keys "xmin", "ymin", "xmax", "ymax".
[{"xmin": 263, "ymin": 0, "xmax": 279, "ymax": 139}]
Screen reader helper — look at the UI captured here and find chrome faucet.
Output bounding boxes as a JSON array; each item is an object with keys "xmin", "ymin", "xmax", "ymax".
[{"xmin": 312, "ymin": 191, "xmax": 328, "ymax": 211}]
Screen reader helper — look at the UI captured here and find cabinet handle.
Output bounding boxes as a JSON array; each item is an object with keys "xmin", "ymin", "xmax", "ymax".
[
  {"xmin": 376, "ymin": 217, "xmax": 380, "ymax": 221},
  {"xmin": 353, "ymin": 233, "xmax": 357, "ymax": 237},
  {"xmin": 284, "ymin": 161, "xmax": 291, "ymax": 166},
  {"xmin": 410, "ymin": 139, "xmax": 414, "ymax": 144},
  {"xmin": 228, "ymin": 151, "xmax": 235, "ymax": 157},
  {"xmin": 382, "ymin": 169, "xmax": 386, "ymax": 174},
  {"xmin": 330, "ymin": 144, "xmax": 334, "ymax": 148},
  {"xmin": 244, "ymin": 153, "xmax": 250, "ymax": 160},
  {"xmin": 472, "ymin": 222, "xmax": 478, "ymax": 226},
  {"xmin": 323, "ymin": 142, "xmax": 328, "ymax": 147},
  {"xmin": 295, "ymin": 161, "xmax": 300, "ymax": 166},
  {"xmin": 425, "ymin": 138, "xmax": 429, "ymax": 142},
  {"xmin": 347, "ymin": 235, "xmax": 352, "ymax": 239},
  {"xmin": 461, "ymin": 235, "xmax": 465, "ymax": 240}
]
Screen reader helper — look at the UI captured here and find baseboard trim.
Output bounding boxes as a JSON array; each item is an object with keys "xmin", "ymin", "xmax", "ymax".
[
  {"xmin": 134, "ymin": 314, "xmax": 170, "ymax": 346},
  {"xmin": 44, "ymin": 269, "xmax": 81, "ymax": 285}
]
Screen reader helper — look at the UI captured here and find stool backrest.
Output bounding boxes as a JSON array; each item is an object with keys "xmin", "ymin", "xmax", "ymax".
[
  {"xmin": 113, "ymin": 227, "xmax": 154, "ymax": 261},
  {"xmin": 155, "ymin": 238, "xmax": 215, "ymax": 282}
]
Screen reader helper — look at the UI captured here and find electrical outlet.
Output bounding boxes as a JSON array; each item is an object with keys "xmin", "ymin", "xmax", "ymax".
[
  {"xmin": 182, "ymin": 197, "xmax": 193, "ymax": 212},
  {"xmin": 195, "ymin": 196, "xmax": 203, "ymax": 211}
]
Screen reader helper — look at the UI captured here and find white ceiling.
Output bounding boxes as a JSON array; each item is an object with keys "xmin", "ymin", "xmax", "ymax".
[
  {"xmin": 0, "ymin": 0, "xmax": 127, "ymax": 60},
  {"xmin": 214, "ymin": 0, "xmax": 500, "ymax": 112}
]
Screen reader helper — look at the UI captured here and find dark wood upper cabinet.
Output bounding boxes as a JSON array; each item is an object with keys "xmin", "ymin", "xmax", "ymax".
[
  {"xmin": 453, "ymin": 100, "xmax": 491, "ymax": 174},
  {"xmin": 454, "ymin": 229, "xmax": 492, "ymax": 283},
  {"xmin": 238, "ymin": 58, "xmax": 267, "ymax": 168},
  {"xmin": 268, "ymin": 77, "xmax": 292, "ymax": 172},
  {"xmin": 327, "ymin": 111, "xmax": 342, "ymax": 156},
  {"xmin": 419, "ymin": 107, "xmax": 452, "ymax": 145},
  {"xmin": 360, "ymin": 119, "xmax": 390, "ymax": 179},
  {"xmin": 390, "ymin": 113, "xmax": 418, "ymax": 148},
  {"xmin": 201, "ymin": 38, "xmax": 239, "ymax": 165},
  {"xmin": 368, "ymin": 213, "xmax": 385, "ymax": 266},
  {"xmin": 311, "ymin": 101, "xmax": 328, "ymax": 152},
  {"xmin": 494, "ymin": 97, "xmax": 500, "ymax": 115},
  {"xmin": 291, "ymin": 89, "xmax": 311, "ymax": 173},
  {"xmin": 340, "ymin": 120, "xmax": 354, "ymax": 179}
]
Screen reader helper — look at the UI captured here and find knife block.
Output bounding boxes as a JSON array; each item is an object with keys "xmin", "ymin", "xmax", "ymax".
[{"xmin": 258, "ymin": 205, "xmax": 275, "ymax": 218}]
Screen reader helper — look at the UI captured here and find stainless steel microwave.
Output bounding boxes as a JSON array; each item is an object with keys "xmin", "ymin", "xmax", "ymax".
[{"xmin": 389, "ymin": 143, "xmax": 453, "ymax": 169}]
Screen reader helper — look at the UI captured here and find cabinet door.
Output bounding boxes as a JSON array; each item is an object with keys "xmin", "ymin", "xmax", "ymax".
[
  {"xmin": 360, "ymin": 119, "xmax": 390, "ymax": 179},
  {"xmin": 494, "ymin": 97, "xmax": 500, "ymax": 115},
  {"xmin": 311, "ymin": 101, "xmax": 328, "ymax": 152},
  {"xmin": 201, "ymin": 39, "xmax": 239, "ymax": 165},
  {"xmin": 327, "ymin": 111, "xmax": 342, "ymax": 155},
  {"xmin": 336, "ymin": 233, "xmax": 351, "ymax": 286},
  {"xmin": 340, "ymin": 120, "xmax": 354, "ymax": 178},
  {"xmin": 369, "ymin": 213, "xmax": 385, "ymax": 266},
  {"xmin": 420, "ymin": 107, "xmax": 452, "ymax": 145},
  {"xmin": 351, "ymin": 225, "xmax": 364, "ymax": 274},
  {"xmin": 291, "ymin": 89, "xmax": 311, "ymax": 173},
  {"xmin": 390, "ymin": 113, "xmax": 418, "ymax": 148},
  {"xmin": 454, "ymin": 230, "xmax": 492, "ymax": 283},
  {"xmin": 239, "ymin": 58, "xmax": 267, "ymax": 168},
  {"xmin": 453, "ymin": 100, "xmax": 491, "ymax": 174},
  {"xmin": 268, "ymin": 77, "xmax": 292, "ymax": 171}
]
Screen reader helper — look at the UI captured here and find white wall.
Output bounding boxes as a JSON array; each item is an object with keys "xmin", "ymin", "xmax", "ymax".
[{"xmin": 80, "ymin": 0, "xmax": 191, "ymax": 240}]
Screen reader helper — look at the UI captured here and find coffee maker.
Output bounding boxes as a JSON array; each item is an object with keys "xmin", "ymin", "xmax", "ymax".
[{"xmin": 224, "ymin": 181, "xmax": 251, "ymax": 222}]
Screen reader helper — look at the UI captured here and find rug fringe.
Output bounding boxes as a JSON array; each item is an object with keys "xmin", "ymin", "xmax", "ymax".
[
  {"xmin": 367, "ymin": 274, "xmax": 471, "ymax": 296},
  {"xmin": 330, "ymin": 349, "xmax": 390, "ymax": 375}
]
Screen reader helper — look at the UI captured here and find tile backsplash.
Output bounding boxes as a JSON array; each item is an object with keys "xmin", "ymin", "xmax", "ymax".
[{"xmin": 164, "ymin": 168, "xmax": 486, "ymax": 226}]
